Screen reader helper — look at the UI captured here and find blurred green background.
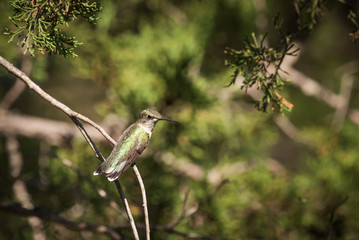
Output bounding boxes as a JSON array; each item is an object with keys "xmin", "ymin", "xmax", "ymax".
[{"xmin": 1, "ymin": 0, "xmax": 359, "ymax": 239}]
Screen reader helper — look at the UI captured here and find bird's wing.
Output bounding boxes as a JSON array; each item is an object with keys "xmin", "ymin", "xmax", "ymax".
[{"xmin": 102, "ymin": 124, "xmax": 149, "ymax": 181}]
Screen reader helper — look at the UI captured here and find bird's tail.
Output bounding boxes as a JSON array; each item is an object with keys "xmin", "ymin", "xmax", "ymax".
[
  {"xmin": 93, "ymin": 164, "xmax": 103, "ymax": 176},
  {"xmin": 93, "ymin": 164, "xmax": 122, "ymax": 181},
  {"xmin": 105, "ymin": 171, "xmax": 122, "ymax": 182}
]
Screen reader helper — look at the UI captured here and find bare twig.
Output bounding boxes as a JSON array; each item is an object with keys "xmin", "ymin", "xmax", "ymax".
[
  {"xmin": 133, "ymin": 164, "xmax": 150, "ymax": 240},
  {"xmin": 0, "ymin": 56, "xmax": 115, "ymax": 144},
  {"xmin": 69, "ymin": 117, "xmax": 140, "ymax": 240},
  {"xmin": 0, "ymin": 55, "xmax": 140, "ymax": 240},
  {"xmin": 0, "ymin": 203, "xmax": 124, "ymax": 240}
]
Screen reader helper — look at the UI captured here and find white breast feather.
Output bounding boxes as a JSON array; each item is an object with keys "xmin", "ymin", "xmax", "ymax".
[{"xmin": 139, "ymin": 123, "xmax": 152, "ymax": 138}]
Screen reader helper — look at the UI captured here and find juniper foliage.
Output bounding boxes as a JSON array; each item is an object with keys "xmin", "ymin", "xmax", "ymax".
[{"xmin": 5, "ymin": 0, "xmax": 101, "ymax": 57}]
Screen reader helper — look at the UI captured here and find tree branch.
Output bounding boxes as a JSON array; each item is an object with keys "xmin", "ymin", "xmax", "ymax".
[
  {"xmin": 0, "ymin": 110, "xmax": 126, "ymax": 145},
  {"xmin": 133, "ymin": 164, "xmax": 150, "ymax": 240},
  {"xmin": 0, "ymin": 55, "xmax": 141, "ymax": 240},
  {"xmin": 0, "ymin": 56, "xmax": 115, "ymax": 144}
]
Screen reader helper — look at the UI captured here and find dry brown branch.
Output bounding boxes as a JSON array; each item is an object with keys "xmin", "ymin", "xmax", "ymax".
[
  {"xmin": 133, "ymin": 165, "xmax": 150, "ymax": 240},
  {"xmin": 0, "ymin": 55, "xmax": 141, "ymax": 240},
  {"xmin": 0, "ymin": 56, "xmax": 115, "ymax": 144}
]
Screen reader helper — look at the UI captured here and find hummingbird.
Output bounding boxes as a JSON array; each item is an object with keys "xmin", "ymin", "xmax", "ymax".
[{"xmin": 93, "ymin": 108, "xmax": 180, "ymax": 181}]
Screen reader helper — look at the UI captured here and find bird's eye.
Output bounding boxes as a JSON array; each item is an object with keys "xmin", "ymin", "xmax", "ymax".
[{"xmin": 147, "ymin": 115, "xmax": 152, "ymax": 119}]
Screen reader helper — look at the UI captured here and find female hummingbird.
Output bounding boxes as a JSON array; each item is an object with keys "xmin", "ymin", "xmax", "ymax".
[{"xmin": 93, "ymin": 108, "xmax": 179, "ymax": 181}]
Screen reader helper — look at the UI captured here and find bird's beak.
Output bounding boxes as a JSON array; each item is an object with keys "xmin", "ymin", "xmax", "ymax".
[{"xmin": 159, "ymin": 117, "xmax": 181, "ymax": 124}]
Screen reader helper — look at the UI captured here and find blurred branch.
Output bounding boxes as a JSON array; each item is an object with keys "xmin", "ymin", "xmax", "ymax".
[
  {"xmin": 331, "ymin": 63, "xmax": 356, "ymax": 130},
  {"xmin": 157, "ymin": 152, "xmax": 284, "ymax": 184},
  {"xmin": 273, "ymin": 116, "xmax": 313, "ymax": 146},
  {"xmin": 281, "ymin": 54, "xmax": 359, "ymax": 125},
  {"xmin": 230, "ymin": 50, "xmax": 359, "ymax": 141},
  {"xmin": 283, "ymin": 56, "xmax": 348, "ymax": 109},
  {"xmin": 0, "ymin": 54, "xmax": 32, "ymax": 110},
  {"xmin": 161, "ymin": 2, "xmax": 187, "ymax": 24},
  {"xmin": 164, "ymin": 179, "xmax": 230, "ymax": 229},
  {"xmin": 0, "ymin": 110, "xmax": 126, "ymax": 145},
  {"xmin": 0, "ymin": 203, "xmax": 124, "ymax": 240},
  {"xmin": 253, "ymin": 0, "xmax": 268, "ymax": 32},
  {"xmin": 6, "ymin": 133, "xmax": 46, "ymax": 240},
  {"xmin": 0, "ymin": 56, "xmax": 115, "ymax": 144},
  {"xmin": 292, "ymin": 0, "xmax": 301, "ymax": 26},
  {"xmin": 0, "ymin": 55, "xmax": 140, "ymax": 240}
]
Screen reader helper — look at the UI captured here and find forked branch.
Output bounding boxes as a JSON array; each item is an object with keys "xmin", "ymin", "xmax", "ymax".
[{"xmin": 0, "ymin": 55, "xmax": 146, "ymax": 240}]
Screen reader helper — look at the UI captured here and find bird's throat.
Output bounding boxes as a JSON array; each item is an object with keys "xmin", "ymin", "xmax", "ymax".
[{"xmin": 139, "ymin": 123, "xmax": 152, "ymax": 137}]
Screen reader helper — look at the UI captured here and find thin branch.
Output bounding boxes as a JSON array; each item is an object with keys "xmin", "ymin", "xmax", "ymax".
[
  {"xmin": 69, "ymin": 116, "xmax": 140, "ymax": 240},
  {"xmin": 133, "ymin": 164, "xmax": 150, "ymax": 240},
  {"xmin": 0, "ymin": 203, "xmax": 124, "ymax": 240},
  {"xmin": 0, "ymin": 55, "xmax": 140, "ymax": 240},
  {"xmin": 70, "ymin": 116, "xmax": 105, "ymax": 160},
  {"xmin": 0, "ymin": 55, "xmax": 115, "ymax": 145}
]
